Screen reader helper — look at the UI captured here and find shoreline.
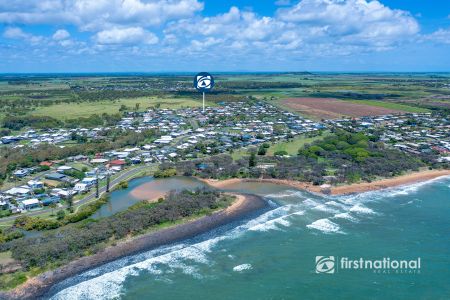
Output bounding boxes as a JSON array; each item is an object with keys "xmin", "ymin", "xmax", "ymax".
[
  {"xmin": 0, "ymin": 193, "xmax": 267, "ymax": 300},
  {"xmin": 198, "ymin": 169, "xmax": 450, "ymax": 195}
]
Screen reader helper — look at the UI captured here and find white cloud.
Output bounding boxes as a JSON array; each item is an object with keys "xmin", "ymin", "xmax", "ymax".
[
  {"xmin": 0, "ymin": 0, "xmax": 204, "ymax": 30},
  {"xmin": 3, "ymin": 27, "xmax": 43, "ymax": 44},
  {"xmin": 275, "ymin": 0, "xmax": 292, "ymax": 6},
  {"xmin": 0, "ymin": 0, "xmax": 432, "ymax": 65},
  {"xmin": 166, "ymin": 1, "xmax": 419, "ymax": 56},
  {"xmin": 277, "ymin": 0, "xmax": 419, "ymax": 47},
  {"xmin": 94, "ymin": 27, "xmax": 158, "ymax": 45},
  {"xmin": 3, "ymin": 27, "xmax": 28, "ymax": 39},
  {"xmin": 424, "ymin": 28, "xmax": 450, "ymax": 44},
  {"xmin": 167, "ymin": 7, "xmax": 285, "ymax": 43},
  {"xmin": 52, "ymin": 29, "xmax": 70, "ymax": 40}
]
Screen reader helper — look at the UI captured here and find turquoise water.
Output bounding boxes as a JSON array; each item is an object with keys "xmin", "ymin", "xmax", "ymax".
[{"xmin": 50, "ymin": 176, "xmax": 450, "ymax": 299}]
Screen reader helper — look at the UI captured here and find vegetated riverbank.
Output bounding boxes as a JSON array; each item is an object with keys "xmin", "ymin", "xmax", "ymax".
[
  {"xmin": 0, "ymin": 193, "xmax": 266, "ymax": 300},
  {"xmin": 198, "ymin": 169, "xmax": 450, "ymax": 195}
]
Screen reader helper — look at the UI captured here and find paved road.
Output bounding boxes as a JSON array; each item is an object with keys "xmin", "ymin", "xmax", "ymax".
[{"xmin": 0, "ymin": 165, "xmax": 152, "ymax": 223}]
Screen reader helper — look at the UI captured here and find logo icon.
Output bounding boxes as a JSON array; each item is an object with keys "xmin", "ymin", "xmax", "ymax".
[
  {"xmin": 194, "ymin": 72, "xmax": 214, "ymax": 92},
  {"xmin": 315, "ymin": 256, "xmax": 335, "ymax": 274}
]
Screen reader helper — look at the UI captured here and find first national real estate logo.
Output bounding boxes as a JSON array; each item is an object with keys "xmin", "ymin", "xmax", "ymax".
[
  {"xmin": 314, "ymin": 256, "xmax": 421, "ymax": 275},
  {"xmin": 315, "ymin": 256, "xmax": 335, "ymax": 274}
]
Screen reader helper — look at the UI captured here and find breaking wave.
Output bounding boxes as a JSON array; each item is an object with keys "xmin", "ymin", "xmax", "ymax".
[
  {"xmin": 306, "ymin": 218, "xmax": 344, "ymax": 234},
  {"xmin": 50, "ymin": 176, "xmax": 449, "ymax": 299},
  {"xmin": 233, "ymin": 264, "xmax": 252, "ymax": 272},
  {"xmin": 333, "ymin": 212, "xmax": 359, "ymax": 222},
  {"xmin": 349, "ymin": 204, "xmax": 376, "ymax": 215}
]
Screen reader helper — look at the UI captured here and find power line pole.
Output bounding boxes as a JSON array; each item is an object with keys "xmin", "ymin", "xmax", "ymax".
[
  {"xmin": 106, "ymin": 172, "xmax": 110, "ymax": 193},
  {"xmin": 203, "ymin": 92, "xmax": 205, "ymax": 113},
  {"xmin": 95, "ymin": 170, "xmax": 99, "ymax": 198}
]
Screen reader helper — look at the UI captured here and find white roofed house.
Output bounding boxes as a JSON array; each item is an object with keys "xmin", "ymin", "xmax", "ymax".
[
  {"xmin": 154, "ymin": 135, "xmax": 173, "ymax": 144},
  {"xmin": 74, "ymin": 183, "xmax": 90, "ymax": 193},
  {"xmin": 90, "ymin": 158, "xmax": 109, "ymax": 164},
  {"xmin": 5, "ymin": 186, "xmax": 31, "ymax": 197},
  {"xmin": 13, "ymin": 169, "xmax": 29, "ymax": 178},
  {"xmin": 57, "ymin": 165, "xmax": 73, "ymax": 173},
  {"xmin": 81, "ymin": 177, "xmax": 97, "ymax": 187},
  {"xmin": 53, "ymin": 189, "xmax": 77, "ymax": 199},
  {"xmin": 27, "ymin": 180, "xmax": 44, "ymax": 190},
  {"xmin": 20, "ymin": 198, "xmax": 41, "ymax": 210}
]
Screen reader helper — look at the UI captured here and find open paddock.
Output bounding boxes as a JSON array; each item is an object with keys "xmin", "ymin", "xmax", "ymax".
[{"xmin": 281, "ymin": 97, "xmax": 405, "ymax": 119}]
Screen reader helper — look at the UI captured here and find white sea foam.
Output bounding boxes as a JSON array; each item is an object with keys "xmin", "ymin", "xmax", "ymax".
[
  {"xmin": 51, "ymin": 239, "xmax": 216, "ymax": 299},
  {"xmin": 292, "ymin": 210, "xmax": 305, "ymax": 216},
  {"xmin": 385, "ymin": 176, "xmax": 448, "ymax": 197},
  {"xmin": 51, "ymin": 247, "xmax": 176, "ymax": 299},
  {"xmin": 325, "ymin": 200, "xmax": 351, "ymax": 210},
  {"xmin": 333, "ymin": 212, "xmax": 358, "ymax": 222},
  {"xmin": 312, "ymin": 204, "xmax": 341, "ymax": 214},
  {"xmin": 349, "ymin": 204, "xmax": 376, "ymax": 215},
  {"xmin": 248, "ymin": 221, "xmax": 279, "ymax": 232},
  {"xmin": 306, "ymin": 218, "xmax": 344, "ymax": 234},
  {"xmin": 302, "ymin": 199, "xmax": 320, "ymax": 207},
  {"xmin": 341, "ymin": 175, "xmax": 450, "ymax": 202},
  {"xmin": 248, "ymin": 214, "xmax": 291, "ymax": 232},
  {"xmin": 266, "ymin": 190, "xmax": 302, "ymax": 198},
  {"xmin": 233, "ymin": 264, "xmax": 252, "ymax": 272}
]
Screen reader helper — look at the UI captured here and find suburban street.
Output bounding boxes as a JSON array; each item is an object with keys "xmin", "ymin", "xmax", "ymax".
[{"xmin": 0, "ymin": 165, "xmax": 152, "ymax": 223}]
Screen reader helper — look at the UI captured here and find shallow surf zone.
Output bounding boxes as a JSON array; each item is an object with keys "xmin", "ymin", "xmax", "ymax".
[
  {"xmin": 48, "ymin": 177, "xmax": 449, "ymax": 299},
  {"xmin": 49, "ymin": 199, "xmax": 309, "ymax": 299},
  {"xmin": 48, "ymin": 205, "xmax": 282, "ymax": 299}
]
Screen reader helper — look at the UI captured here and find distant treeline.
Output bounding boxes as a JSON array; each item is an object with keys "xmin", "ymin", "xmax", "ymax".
[
  {"xmin": 74, "ymin": 90, "xmax": 157, "ymax": 101},
  {"xmin": 216, "ymin": 81, "xmax": 305, "ymax": 90},
  {"xmin": 308, "ymin": 92, "xmax": 401, "ymax": 100},
  {"xmin": 2, "ymin": 113, "xmax": 122, "ymax": 130}
]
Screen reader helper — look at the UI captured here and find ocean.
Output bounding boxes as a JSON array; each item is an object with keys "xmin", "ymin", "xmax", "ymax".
[{"xmin": 48, "ymin": 176, "xmax": 450, "ymax": 300}]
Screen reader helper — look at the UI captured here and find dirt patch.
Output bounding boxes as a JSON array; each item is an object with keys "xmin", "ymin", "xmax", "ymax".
[{"xmin": 281, "ymin": 97, "xmax": 403, "ymax": 119}]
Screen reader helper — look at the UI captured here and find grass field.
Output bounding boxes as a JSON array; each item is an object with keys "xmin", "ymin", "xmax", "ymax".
[
  {"xmin": 31, "ymin": 97, "xmax": 204, "ymax": 120},
  {"xmin": 346, "ymin": 100, "xmax": 429, "ymax": 113},
  {"xmin": 267, "ymin": 132, "xmax": 331, "ymax": 155},
  {"xmin": 231, "ymin": 132, "xmax": 329, "ymax": 159}
]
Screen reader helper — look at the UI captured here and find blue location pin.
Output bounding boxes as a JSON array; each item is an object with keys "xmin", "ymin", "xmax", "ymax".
[{"xmin": 194, "ymin": 72, "xmax": 214, "ymax": 112}]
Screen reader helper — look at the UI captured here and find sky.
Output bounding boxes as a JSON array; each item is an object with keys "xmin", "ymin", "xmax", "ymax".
[{"xmin": 0, "ymin": 0, "xmax": 449, "ymax": 73}]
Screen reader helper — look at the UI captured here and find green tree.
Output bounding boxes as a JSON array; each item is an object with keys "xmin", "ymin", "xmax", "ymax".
[
  {"xmin": 257, "ymin": 145, "xmax": 267, "ymax": 156},
  {"xmin": 56, "ymin": 210, "xmax": 66, "ymax": 220},
  {"xmin": 249, "ymin": 152, "xmax": 257, "ymax": 167},
  {"xmin": 50, "ymin": 203, "xmax": 57, "ymax": 216},
  {"xmin": 66, "ymin": 194, "xmax": 74, "ymax": 213}
]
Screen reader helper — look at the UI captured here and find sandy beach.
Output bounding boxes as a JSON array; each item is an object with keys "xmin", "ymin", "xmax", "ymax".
[
  {"xmin": 0, "ymin": 193, "xmax": 267, "ymax": 300},
  {"xmin": 198, "ymin": 169, "xmax": 450, "ymax": 195},
  {"xmin": 327, "ymin": 169, "xmax": 450, "ymax": 195}
]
